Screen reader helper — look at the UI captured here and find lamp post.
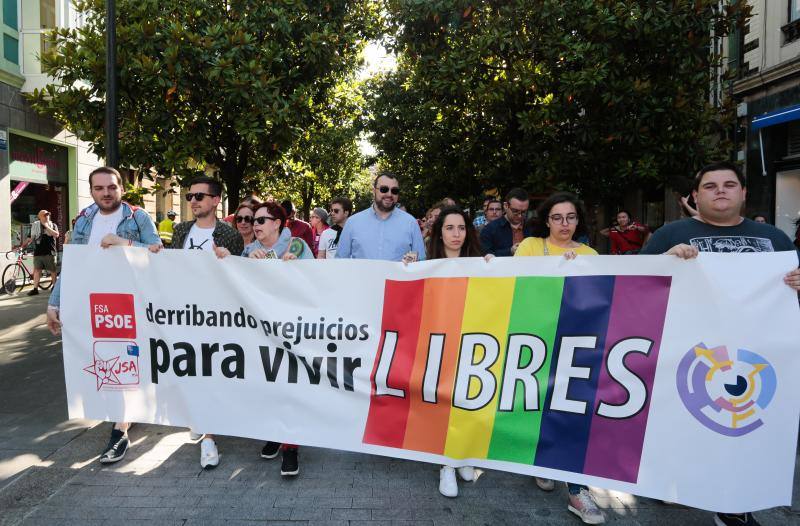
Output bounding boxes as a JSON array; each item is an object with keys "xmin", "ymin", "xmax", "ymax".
[{"xmin": 105, "ymin": 0, "xmax": 118, "ymax": 169}]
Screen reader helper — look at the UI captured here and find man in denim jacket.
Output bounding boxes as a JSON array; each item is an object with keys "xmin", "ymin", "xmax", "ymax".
[{"xmin": 46, "ymin": 166, "xmax": 161, "ymax": 464}]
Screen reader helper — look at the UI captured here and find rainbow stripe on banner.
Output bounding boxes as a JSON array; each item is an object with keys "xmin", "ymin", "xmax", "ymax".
[{"xmin": 363, "ymin": 275, "xmax": 671, "ymax": 483}]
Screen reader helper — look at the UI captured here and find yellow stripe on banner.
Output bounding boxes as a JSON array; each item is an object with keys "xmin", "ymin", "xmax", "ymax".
[{"xmin": 444, "ymin": 277, "xmax": 515, "ymax": 459}]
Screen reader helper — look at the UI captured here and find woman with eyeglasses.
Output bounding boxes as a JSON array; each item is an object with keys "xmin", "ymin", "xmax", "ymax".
[
  {"xmin": 233, "ymin": 203, "xmax": 256, "ymax": 246},
  {"xmin": 514, "ymin": 192, "xmax": 604, "ymax": 525},
  {"xmin": 242, "ymin": 202, "xmax": 313, "ymax": 261},
  {"xmin": 424, "ymin": 206, "xmax": 487, "ymax": 497}
]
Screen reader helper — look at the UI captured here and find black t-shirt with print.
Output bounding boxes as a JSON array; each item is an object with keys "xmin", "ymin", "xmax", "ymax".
[{"xmin": 641, "ymin": 217, "xmax": 797, "ymax": 255}]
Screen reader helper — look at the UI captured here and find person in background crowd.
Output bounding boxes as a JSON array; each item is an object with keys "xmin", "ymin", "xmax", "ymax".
[
  {"xmin": 422, "ymin": 203, "xmax": 444, "ymax": 243},
  {"xmin": 63, "ymin": 217, "xmax": 77, "ymax": 244},
  {"xmin": 21, "ymin": 209, "xmax": 59, "ymax": 296},
  {"xmin": 641, "ymin": 160, "xmax": 800, "ymax": 526},
  {"xmin": 424, "ymin": 206, "xmax": 486, "ymax": 497},
  {"xmin": 46, "ymin": 166, "xmax": 161, "ymax": 464},
  {"xmin": 223, "ymin": 195, "xmax": 261, "ymax": 224},
  {"xmin": 480, "ymin": 187, "xmax": 533, "ymax": 256},
  {"xmin": 317, "ymin": 197, "xmax": 352, "ymax": 259},
  {"xmin": 336, "ymin": 171, "xmax": 425, "ymax": 262},
  {"xmin": 474, "ymin": 198, "xmax": 502, "ymax": 231},
  {"xmin": 233, "ymin": 203, "xmax": 256, "ymax": 246},
  {"xmin": 599, "ymin": 210, "xmax": 649, "ymax": 254},
  {"xmin": 280, "ymin": 200, "xmax": 315, "ymax": 250},
  {"xmin": 309, "ymin": 207, "xmax": 329, "ymax": 257},
  {"xmin": 168, "ymin": 176, "xmax": 244, "ymax": 470},
  {"xmin": 515, "ymin": 192, "xmax": 604, "ymax": 525},
  {"xmin": 794, "ymin": 217, "xmax": 800, "ymax": 250},
  {"xmin": 751, "ymin": 213, "xmax": 767, "ymax": 224},
  {"xmin": 158, "ymin": 210, "xmax": 177, "ymax": 247}
]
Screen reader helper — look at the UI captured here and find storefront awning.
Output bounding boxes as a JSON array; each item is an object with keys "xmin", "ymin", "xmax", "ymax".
[{"xmin": 751, "ymin": 104, "xmax": 800, "ymax": 130}]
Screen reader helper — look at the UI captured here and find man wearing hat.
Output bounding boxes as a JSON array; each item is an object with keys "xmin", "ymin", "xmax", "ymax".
[
  {"xmin": 21, "ymin": 209, "xmax": 59, "ymax": 295},
  {"xmin": 158, "ymin": 210, "xmax": 177, "ymax": 247},
  {"xmin": 309, "ymin": 207, "xmax": 330, "ymax": 258}
]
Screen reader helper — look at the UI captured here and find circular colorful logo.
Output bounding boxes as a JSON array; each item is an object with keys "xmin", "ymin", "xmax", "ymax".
[{"xmin": 676, "ymin": 343, "xmax": 776, "ymax": 436}]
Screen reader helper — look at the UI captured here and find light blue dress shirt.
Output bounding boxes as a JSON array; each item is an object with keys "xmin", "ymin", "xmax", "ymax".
[{"xmin": 335, "ymin": 205, "xmax": 426, "ymax": 261}]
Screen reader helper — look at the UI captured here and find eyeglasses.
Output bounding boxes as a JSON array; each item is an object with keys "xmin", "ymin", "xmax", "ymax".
[
  {"xmin": 507, "ymin": 207, "xmax": 528, "ymax": 216},
  {"xmin": 235, "ymin": 215, "xmax": 253, "ymax": 224},
  {"xmin": 487, "ymin": 207, "xmax": 502, "ymax": 213},
  {"xmin": 377, "ymin": 186, "xmax": 400, "ymax": 195},
  {"xmin": 330, "ymin": 208, "xmax": 342, "ymax": 214},
  {"xmin": 185, "ymin": 192, "xmax": 218, "ymax": 202},
  {"xmin": 548, "ymin": 213, "xmax": 579, "ymax": 224},
  {"xmin": 254, "ymin": 216, "xmax": 280, "ymax": 225}
]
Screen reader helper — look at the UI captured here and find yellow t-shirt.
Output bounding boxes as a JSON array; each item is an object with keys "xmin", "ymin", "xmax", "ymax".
[{"xmin": 515, "ymin": 237, "xmax": 597, "ymax": 257}]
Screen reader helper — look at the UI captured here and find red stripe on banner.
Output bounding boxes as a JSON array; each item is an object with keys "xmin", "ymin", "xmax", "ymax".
[{"xmin": 363, "ymin": 279, "xmax": 426, "ymax": 448}]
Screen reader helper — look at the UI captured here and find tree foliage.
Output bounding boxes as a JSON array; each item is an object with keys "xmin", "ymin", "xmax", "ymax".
[
  {"xmin": 250, "ymin": 78, "xmax": 373, "ymax": 218},
  {"xmin": 30, "ymin": 0, "xmax": 381, "ymax": 210},
  {"xmin": 367, "ymin": 0, "xmax": 751, "ymax": 208}
]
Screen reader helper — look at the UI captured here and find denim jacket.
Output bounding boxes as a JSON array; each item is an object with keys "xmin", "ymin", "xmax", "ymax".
[{"xmin": 49, "ymin": 202, "xmax": 160, "ymax": 307}]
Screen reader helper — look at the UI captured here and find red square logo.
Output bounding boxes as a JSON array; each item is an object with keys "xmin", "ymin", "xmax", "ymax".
[{"xmin": 89, "ymin": 293, "xmax": 136, "ymax": 339}]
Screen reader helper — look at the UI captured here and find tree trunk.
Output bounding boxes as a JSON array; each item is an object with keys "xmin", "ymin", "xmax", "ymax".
[{"xmin": 221, "ymin": 164, "xmax": 242, "ymax": 215}]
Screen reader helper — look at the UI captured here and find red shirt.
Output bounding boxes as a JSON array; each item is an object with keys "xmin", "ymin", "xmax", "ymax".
[
  {"xmin": 609, "ymin": 223, "xmax": 648, "ymax": 254},
  {"xmin": 287, "ymin": 219, "xmax": 315, "ymax": 253}
]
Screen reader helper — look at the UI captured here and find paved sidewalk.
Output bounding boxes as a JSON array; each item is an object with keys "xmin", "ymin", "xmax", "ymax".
[{"xmin": 1, "ymin": 292, "xmax": 799, "ymax": 526}]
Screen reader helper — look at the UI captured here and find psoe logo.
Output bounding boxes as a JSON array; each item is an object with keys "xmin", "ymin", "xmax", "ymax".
[
  {"xmin": 90, "ymin": 293, "xmax": 136, "ymax": 339},
  {"xmin": 676, "ymin": 343, "xmax": 776, "ymax": 436},
  {"xmin": 84, "ymin": 341, "xmax": 140, "ymax": 391}
]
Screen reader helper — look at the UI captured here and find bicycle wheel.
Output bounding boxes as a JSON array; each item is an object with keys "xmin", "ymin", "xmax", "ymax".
[
  {"xmin": 2, "ymin": 263, "xmax": 26, "ymax": 295},
  {"xmin": 39, "ymin": 269, "xmax": 54, "ymax": 290}
]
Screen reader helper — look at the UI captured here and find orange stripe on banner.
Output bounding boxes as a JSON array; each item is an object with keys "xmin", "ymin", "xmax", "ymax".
[{"xmin": 402, "ymin": 278, "xmax": 469, "ymax": 454}]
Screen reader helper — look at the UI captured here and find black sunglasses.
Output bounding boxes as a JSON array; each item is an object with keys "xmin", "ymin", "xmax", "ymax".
[
  {"xmin": 235, "ymin": 215, "xmax": 253, "ymax": 224},
  {"xmin": 254, "ymin": 216, "xmax": 279, "ymax": 225},
  {"xmin": 185, "ymin": 192, "xmax": 218, "ymax": 202},
  {"xmin": 377, "ymin": 185, "xmax": 400, "ymax": 195}
]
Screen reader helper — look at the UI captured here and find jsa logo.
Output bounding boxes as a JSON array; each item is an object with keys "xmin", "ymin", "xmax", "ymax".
[{"xmin": 90, "ymin": 293, "xmax": 136, "ymax": 339}]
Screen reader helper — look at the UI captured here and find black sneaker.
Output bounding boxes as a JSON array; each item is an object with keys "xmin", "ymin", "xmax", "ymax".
[
  {"xmin": 261, "ymin": 441, "xmax": 280, "ymax": 459},
  {"xmin": 99, "ymin": 429, "xmax": 129, "ymax": 464},
  {"xmin": 27, "ymin": 288, "xmax": 39, "ymax": 296},
  {"xmin": 714, "ymin": 513, "xmax": 760, "ymax": 526},
  {"xmin": 280, "ymin": 447, "xmax": 299, "ymax": 476}
]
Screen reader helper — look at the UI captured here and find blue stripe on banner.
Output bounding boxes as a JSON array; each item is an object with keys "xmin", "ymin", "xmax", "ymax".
[{"xmin": 534, "ymin": 276, "xmax": 615, "ymax": 473}]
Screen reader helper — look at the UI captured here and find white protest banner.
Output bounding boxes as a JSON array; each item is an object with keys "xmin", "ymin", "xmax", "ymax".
[{"xmin": 60, "ymin": 245, "xmax": 800, "ymax": 513}]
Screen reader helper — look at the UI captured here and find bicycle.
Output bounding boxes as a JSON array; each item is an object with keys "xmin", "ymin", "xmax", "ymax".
[{"xmin": 2, "ymin": 248, "xmax": 54, "ymax": 295}]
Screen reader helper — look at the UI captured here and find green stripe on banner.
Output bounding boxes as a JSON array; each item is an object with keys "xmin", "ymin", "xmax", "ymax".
[{"xmin": 487, "ymin": 277, "xmax": 565, "ymax": 464}]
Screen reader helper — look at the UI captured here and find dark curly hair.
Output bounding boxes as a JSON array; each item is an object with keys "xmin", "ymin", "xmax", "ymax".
[
  {"xmin": 530, "ymin": 192, "xmax": 589, "ymax": 240},
  {"xmin": 427, "ymin": 206, "xmax": 483, "ymax": 259}
]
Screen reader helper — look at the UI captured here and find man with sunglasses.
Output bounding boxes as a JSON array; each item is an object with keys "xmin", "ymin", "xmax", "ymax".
[
  {"xmin": 479, "ymin": 187, "xmax": 533, "ymax": 256},
  {"xmin": 168, "ymin": 176, "xmax": 243, "ymax": 469},
  {"xmin": 171, "ymin": 177, "xmax": 243, "ymax": 257},
  {"xmin": 318, "ymin": 197, "xmax": 352, "ymax": 259},
  {"xmin": 336, "ymin": 172, "xmax": 425, "ymax": 262}
]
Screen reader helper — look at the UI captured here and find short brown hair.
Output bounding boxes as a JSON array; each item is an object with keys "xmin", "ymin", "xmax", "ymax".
[{"xmin": 89, "ymin": 167, "xmax": 124, "ymax": 187}]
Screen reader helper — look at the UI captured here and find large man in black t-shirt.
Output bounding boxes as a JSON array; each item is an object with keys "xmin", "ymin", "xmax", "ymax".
[{"xmin": 642, "ymin": 161, "xmax": 800, "ymax": 526}]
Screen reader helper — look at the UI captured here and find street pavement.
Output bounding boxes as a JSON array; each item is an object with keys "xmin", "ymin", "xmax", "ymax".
[{"xmin": 1, "ymin": 291, "xmax": 799, "ymax": 526}]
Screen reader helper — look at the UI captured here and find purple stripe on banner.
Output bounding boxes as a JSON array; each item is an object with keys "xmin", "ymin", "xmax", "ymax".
[
  {"xmin": 535, "ymin": 276, "xmax": 615, "ymax": 473},
  {"xmin": 583, "ymin": 276, "xmax": 672, "ymax": 482}
]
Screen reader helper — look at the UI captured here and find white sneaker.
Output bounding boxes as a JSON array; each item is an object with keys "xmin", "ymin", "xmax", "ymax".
[
  {"xmin": 200, "ymin": 438, "xmax": 219, "ymax": 469},
  {"xmin": 188, "ymin": 430, "xmax": 203, "ymax": 441},
  {"xmin": 457, "ymin": 466, "xmax": 475, "ymax": 482},
  {"xmin": 535, "ymin": 477, "xmax": 555, "ymax": 491},
  {"xmin": 568, "ymin": 488, "xmax": 605, "ymax": 524},
  {"xmin": 438, "ymin": 466, "xmax": 458, "ymax": 497}
]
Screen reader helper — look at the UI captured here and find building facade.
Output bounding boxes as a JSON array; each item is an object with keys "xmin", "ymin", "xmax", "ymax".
[
  {"xmin": 0, "ymin": 0, "xmax": 190, "ymax": 255},
  {"xmin": 724, "ymin": 0, "xmax": 800, "ymax": 238}
]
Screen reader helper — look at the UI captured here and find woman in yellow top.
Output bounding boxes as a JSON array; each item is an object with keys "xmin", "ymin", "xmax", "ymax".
[
  {"xmin": 515, "ymin": 192, "xmax": 597, "ymax": 258},
  {"xmin": 514, "ymin": 192, "xmax": 605, "ymax": 525}
]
